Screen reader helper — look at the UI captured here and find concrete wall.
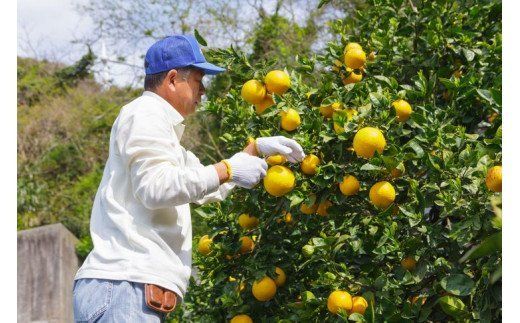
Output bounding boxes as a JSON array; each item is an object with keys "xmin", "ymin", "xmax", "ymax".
[{"xmin": 18, "ymin": 223, "xmax": 79, "ymax": 323}]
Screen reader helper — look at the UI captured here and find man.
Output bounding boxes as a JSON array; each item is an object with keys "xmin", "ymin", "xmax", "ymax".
[{"xmin": 72, "ymin": 35, "xmax": 305, "ymax": 322}]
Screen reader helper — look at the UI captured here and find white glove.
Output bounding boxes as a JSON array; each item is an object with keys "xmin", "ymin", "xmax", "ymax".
[
  {"xmin": 224, "ymin": 152, "xmax": 268, "ymax": 189},
  {"xmin": 256, "ymin": 136, "xmax": 306, "ymax": 163}
]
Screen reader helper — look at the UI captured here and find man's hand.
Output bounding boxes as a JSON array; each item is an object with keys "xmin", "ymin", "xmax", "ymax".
[
  {"xmin": 255, "ymin": 136, "xmax": 305, "ymax": 163},
  {"xmin": 222, "ymin": 152, "xmax": 268, "ymax": 188}
]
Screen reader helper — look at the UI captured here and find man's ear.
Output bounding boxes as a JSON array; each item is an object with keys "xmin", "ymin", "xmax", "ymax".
[{"xmin": 166, "ymin": 69, "xmax": 178, "ymax": 88}]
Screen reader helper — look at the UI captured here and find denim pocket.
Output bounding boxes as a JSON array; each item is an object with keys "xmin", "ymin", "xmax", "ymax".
[{"xmin": 73, "ymin": 279, "xmax": 113, "ymax": 322}]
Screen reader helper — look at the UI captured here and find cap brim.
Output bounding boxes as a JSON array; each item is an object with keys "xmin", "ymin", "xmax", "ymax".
[{"xmin": 191, "ymin": 62, "xmax": 226, "ymax": 75}]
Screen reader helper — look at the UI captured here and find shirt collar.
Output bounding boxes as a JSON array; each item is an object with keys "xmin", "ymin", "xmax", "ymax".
[{"xmin": 142, "ymin": 91, "xmax": 186, "ymax": 140}]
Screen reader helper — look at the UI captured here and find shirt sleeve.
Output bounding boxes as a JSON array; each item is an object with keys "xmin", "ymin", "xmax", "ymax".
[
  {"xmin": 115, "ymin": 108, "xmax": 221, "ymax": 209},
  {"xmin": 185, "ymin": 151, "xmax": 236, "ymax": 205}
]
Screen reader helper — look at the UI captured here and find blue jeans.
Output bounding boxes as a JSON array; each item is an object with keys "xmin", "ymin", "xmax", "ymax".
[{"xmin": 73, "ymin": 278, "xmax": 167, "ymax": 322}]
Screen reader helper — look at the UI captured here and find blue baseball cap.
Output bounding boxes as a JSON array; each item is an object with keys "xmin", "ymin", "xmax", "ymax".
[{"xmin": 144, "ymin": 35, "xmax": 226, "ymax": 75}]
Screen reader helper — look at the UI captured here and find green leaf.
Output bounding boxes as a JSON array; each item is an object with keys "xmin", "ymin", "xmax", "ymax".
[
  {"xmin": 373, "ymin": 75, "xmax": 393, "ymax": 88},
  {"xmin": 317, "ymin": 0, "xmax": 331, "ymax": 9},
  {"xmin": 289, "ymin": 195, "xmax": 304, "ymax": 208},
  {"xmin": 439, "ymin": 296, "xmax": 466, "ymax": 317},
  {"xmin": 459, "ymin": 232, "xmax": 502, "ymax": 262},
  {"xmin": 348, "ymin": 313, "xmax": 366, "ymax": 322},
  {"xmin": 440, "ymin": 274, "xmax": 474, "ymax": 296},
  {"xmin": 462, "ymin": 48, "xmax": 475, "ymax": 61},
  {"xmin": 491, "ymin": 264, "xmax": 502, "ymax": 284},
  {"xmin": 360, "ymin": 163, "xmax": 384, "ymax": 171},
  {"xmin": 477, "ymin": 89, "xmax": 498, "ymax": 106},
  {"xmin": 194, "ymin": 29, "xmax": 208, "ymax": 46},
  {"xmin": 405, "ymin": 140, "xmax": 424, "ymax": 158}
]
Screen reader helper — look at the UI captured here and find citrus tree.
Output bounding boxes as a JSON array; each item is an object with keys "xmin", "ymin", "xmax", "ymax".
[{"xmin": 176, "ymin": 0, "xmax": 502, "ymax": 321}]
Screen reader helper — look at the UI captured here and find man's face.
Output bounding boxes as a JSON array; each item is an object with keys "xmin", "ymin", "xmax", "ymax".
[{"xmin": 172, "ymin": 68, "xmax": 205, "ymax": 116}]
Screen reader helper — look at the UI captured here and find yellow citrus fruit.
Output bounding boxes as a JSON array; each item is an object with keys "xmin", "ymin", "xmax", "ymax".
[
  {"xmin": 345, "ymin": 108, "xmax": 358, "ymax": 120},
  {"xmin": 266, "ymin": 154, "xmax": 287, "ymax": 166},
  {"xmin": 316, "ymin": 200, "xmax": 332, "ymax": 216},
  {"xmin": 300, "ymin": 195, "xmax": 318, "ymax": 214},
  {"xmin": 391, "ymin": 166, "xmax": 404, "ymax": 178},
  {"xmin": 239, "ymin": 236, "xmax": 255, "ymax": 254},
  {"xmin": 254, "ymin": 94, "xmax": 274, "ymax": 114},
  {"xmin": 301, "ymin": 154, "xmax": 320, "ymax": 175},
  {"xmin": 368, "ymin": 51, "xmax": 376, "ymax": 61},
  {"xmin": 410, "ymin": 296, "xmax": 427, "ymax": 306},
  {"xmin": 344, "ymin": 42, "xmax": 363, "ymax": 54},
  {"xmin": 333, "ymin": 122, "xmax": 345, "ymax": 134},
  {"xmin": 280, "ymin": 108, "xmax": 301, "ymax": 131},
  {"xmin": 333, "ymin": 109, "xmax": 358, "ymax": 134},
  {"xmin": 332, "ymin": 59, "xmax": 343, "ymax": 73},
  {"xmin": 339, "ymin": 175, "xmax": 360, "ymax": 196},
  {"xmin": 369, "ymin": 181, "xmax": 396, "ymax": 209},
  {"xmin": 274, "ymin": 267, "xmax": 286, "ymax": 287},
  {"xmin": 401, "ymin": 257, "xmax": 417, "ymax": 271},
  {"xmin": 277, "ymin": 211, "xmax": 293, "ymax": 224},
  {"xmin": 300, "ymin": 203, "xmax": 317, "ymax": 215},
  {"xmin": 320, "ymin": 102, "xmax": 342, "ymax": 118},
  {"xmin": 351, "ymin": 296, "xmax": 368, "ymax": 315},
  {"xmin": 486, "ymin": 166, "xmax": 502, "ymax": 192},
  {"xmin": 265, "ymin": 70, "xmax": 291, "ymax": 95},
  {"xmin": 230, "ymin": 314, "xmax": 253, "ymax": 323},
  {"xmin": 392, "ymin": 99, "xmax": 413, "ymax": 122},
  {"xmin": 252, "ymin": 276, "xmax": 277, "ymax": 301},
  {"xmin": 342, "ymin": 68, "xmax": 363, "ymax": 85},
  {"xmin": 453, "ymin": 69, "xmax": 463, "ymax": 78},
  {"xmin": 344, "ymin": 48, "xmax": 366, "ymax": 69},
  {"xmin": 238, "ymin": 213, "xmax": 259, "ymax": 229},
  {"xmin": 327, "ymin": 290, "xmax": 353, "ymax": 314},
  {"xmin": 353, "ymin": 127, "xmax": 386, "ymax": 158},
  {"xmin": 263, "ymin": 165, "xmax": 296, "ymax": 197},
  {"xmin": 241, "ymin": 80, "xmax": 266, "ymax": 104},
  {"xmin": 488, "ymin": 112, "xmax": 499, "ymax": 123},
  {"xmin": 228, "ymin": 277, "xmax": 246, "ymax": 293},
  {"xmin": 197, "ymin": 235, "xmax": 212, "ymax": 255}
]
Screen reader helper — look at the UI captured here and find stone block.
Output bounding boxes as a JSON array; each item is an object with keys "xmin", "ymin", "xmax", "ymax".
[{"xmin": 18, "ymin": 223, "xmax": 79, "ymax": 323}]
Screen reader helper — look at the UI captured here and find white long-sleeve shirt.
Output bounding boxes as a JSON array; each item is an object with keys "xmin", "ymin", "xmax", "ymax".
[{"xmin": 74, "ymin": 91, "xmax": 235, "ymax": 300}]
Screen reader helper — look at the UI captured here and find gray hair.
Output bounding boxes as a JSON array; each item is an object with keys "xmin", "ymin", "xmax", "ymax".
[{"xmin": 178, "ymin": 67, "xmax": 193, "ymax": 81}]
